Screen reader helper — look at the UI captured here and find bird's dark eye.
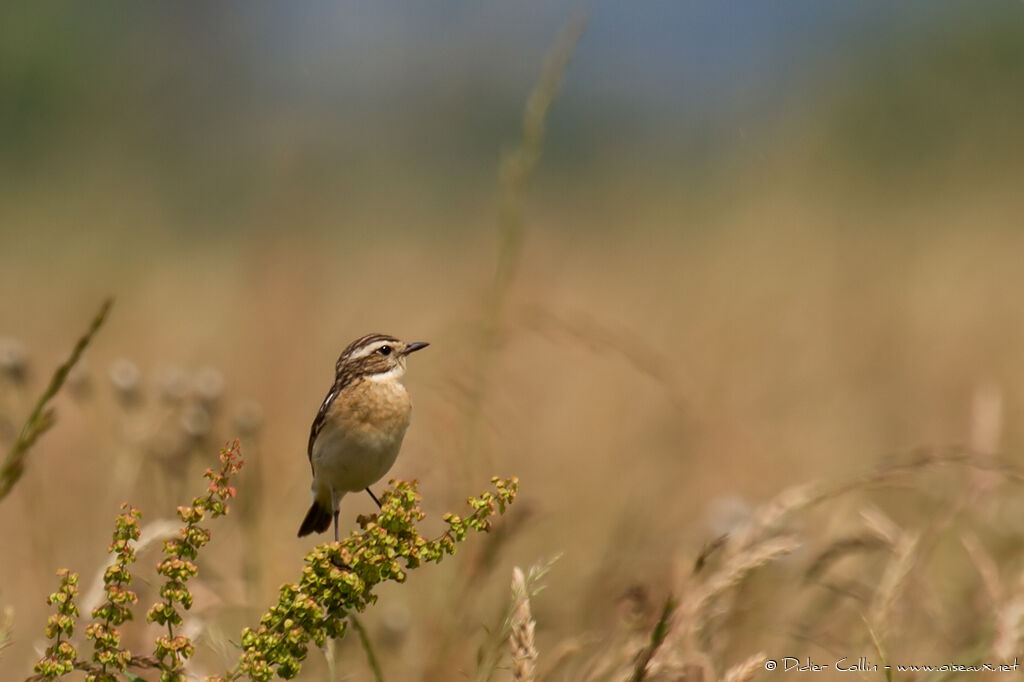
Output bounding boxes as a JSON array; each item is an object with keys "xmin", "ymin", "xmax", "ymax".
[{"xmin": 377, "ymin": 345, "xmax": 393, "ymax": 356}]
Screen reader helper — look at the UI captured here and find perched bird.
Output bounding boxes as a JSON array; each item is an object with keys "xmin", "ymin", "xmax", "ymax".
[{"xmin": 298, "ymin": 333, "xmax": 428, "ymax": 540}]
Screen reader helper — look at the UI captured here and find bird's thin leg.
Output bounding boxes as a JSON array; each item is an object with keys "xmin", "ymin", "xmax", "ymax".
[
  {"xmin": 365, "ymin": 487, "xmax": 382, "ymax": 509},
  {"xmin": 331, "ymin": 488, "xmax": 341, "ymax": 543},
  {"xmin": 327, "ymin": 491, "xmax": 350, "ymax": 569}
]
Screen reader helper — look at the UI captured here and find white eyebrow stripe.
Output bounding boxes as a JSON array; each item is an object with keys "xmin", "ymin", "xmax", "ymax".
[{"xmin": 348, "ymin": 340, "xmax": 393, "ymax": 360}]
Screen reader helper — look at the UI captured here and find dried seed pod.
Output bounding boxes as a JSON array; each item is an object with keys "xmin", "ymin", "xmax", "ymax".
[
  {"xmin": 66, "ymin": 359, "xmax": 93, "ymax": 401},
  {"xmin": 108, "ymin": 358, "xmax": 141, "ymax": 407},
  {"xmin": 193, "ymin": 366, "xmax": 225, "ymax": 408},
  {"xmin": 233, "ymin": 399, "xmax": 264, "ymax": 437},
  {"xmin": 180, "ymin": 402, "xmax": 212, "ymax": 440},
  {"xmin": 155, "ymin": 365, "xmax": 189, "ymax": 405},
  {"xmin": 0, "ymin": 336, "xmax": 28, "ymax": 385}
]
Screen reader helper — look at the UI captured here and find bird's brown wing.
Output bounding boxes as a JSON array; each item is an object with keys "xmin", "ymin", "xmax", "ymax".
[
  {"xmin": 307, "ymin": 389, "xmax": 334, "ymax": 462},
  {"xmin": 307, "ymin": 370, "xmax": 359, "ymax": 469}
]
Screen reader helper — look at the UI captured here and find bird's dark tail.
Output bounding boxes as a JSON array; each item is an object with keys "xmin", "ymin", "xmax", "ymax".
[{"xmin": 297, "ymin": 500, "xmax": 332, "ymax": 537}]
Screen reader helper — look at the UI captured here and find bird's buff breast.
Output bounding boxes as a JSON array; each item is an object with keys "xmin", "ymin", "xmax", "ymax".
[{"xmin": 311, "ymin": 380, "xmax": 412, "ymax": 493}]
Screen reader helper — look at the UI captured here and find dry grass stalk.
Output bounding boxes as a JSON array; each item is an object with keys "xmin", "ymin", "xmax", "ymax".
[
  {"xmin": 992, "ymin": 571, "xmax": 1024, "ymax": 661},
  {"xmin": 862, "ymin": 507, "xmax": 922, "ymax": 640},
  {"xmin": 0, "ymin": 298, "xmax": 112, "ymax": 502},
  {"xmin": 654, "ymin": 655, "xmax": 714, "ymax": 682},
  {"xmin": 509, "ymin": 567, "xmax": 538, "ymax": 682},
  {"xmin": 647, "ymin": 486, "xmax": 808, "ymax": 679},
  {"xmin": 858, "ymin": 506, "xmax": 902, "ymax": 547},
  {"xmin": 629, "ymin": 596, "xmax": 678, "ymax": 682},
  {"xmin": 351, "ymin": 615, "xmax": 385, "ymax": 682},
  {"xmin": 642, "ymin": 554, "xmax": 715, "ymax": 680},
  {"xmin": 867, "ymin": 529, "xmax": 919, "ymax": 635},
  {"xmin": 970, "ymin": 383, "xmax": 1003, "ymax": 457},
  {"xmin": 458, "ymin": 9, "xmax": 587, "ymax": 486},
  {"xmin": 837, "ymin": 447, "xmax": 1024, "ymax": 491},
  {"xmin": 0, "ymin": 605, "xmax": 13, "ymax": 654},
  {"xmin": 961, "ymin": 532, "xmax": 1002, "ymax": 606},
  {"xmin": 648, "ymin": 487, "xmax": 803, "ymax": 679},
  {"xmin": 580, "ymin": 587, "xmax": 652, "ymax": 681},
  {"xmin": 721, "ymin": 651, "xmax": 766, "ymax": 682},
  {"xmin": 692, "ymin": 535, "xmax": 729, "ymax": 576},
  {"xmin": 517, "ymin": 304, "xmax": 690, "ymax": 412},
  {"xmin": 729, "ymin": 484, "xmax": 818, "ymax": 555},
  {"xmin": 475, "ymin": 557, "xmax": 557, "ymax": 682},
  {"xmin": 494, "ymin": 11, "xmax": 587, "ymax": 297},
  {"xmin": 538, "ymin": 637, "xmax": 585, "ymax": 681},
  {"xmin": 689, "ymin": 535, "xmax": 801, "ymax": 637},
  {"xmin": 718, "ymin": 449, "xmax": 1024, "ymax": 568},
  {"xmin": 970, "ymin": 383, "xmax": 1005, "ymax": 501},
  {"xmin": 861, "ymin": 616, "xmax": 891, "ymax": 675},
  {"xmin": 803, "ymin": 535, "xmax": 887, "ymax": 583}
]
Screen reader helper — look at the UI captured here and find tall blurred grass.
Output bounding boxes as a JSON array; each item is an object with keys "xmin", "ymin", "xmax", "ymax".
[{"xmin": 3, "ymin": 5, "xmax": 1024, "ymax": 680}]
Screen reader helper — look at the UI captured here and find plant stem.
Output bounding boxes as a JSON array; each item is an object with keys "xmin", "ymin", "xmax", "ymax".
[{"xmin": 0, "ymin": 298, "xmax": 113, "ymax": 502}]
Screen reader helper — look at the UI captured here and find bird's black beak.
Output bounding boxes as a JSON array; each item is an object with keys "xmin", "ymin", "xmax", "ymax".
[{"xmin": 404, "ymin": 341, "xmax": 429, "ymax": 355}]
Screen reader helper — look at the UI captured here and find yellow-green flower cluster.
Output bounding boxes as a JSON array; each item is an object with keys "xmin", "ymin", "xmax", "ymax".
[
  {"xmin": 30, "ymin": 440, "xmax": 516, "ymax": 682},
  {"xmin": 234, "ymin": 477, "xmax": 518, "ymax": 681},
  {"xmin": 146, "ymin": 441, "xmax": 243, "ymax": 679},
  {"xmin": 84, "ymin": 504, "xmax": 142, "ymax": 681},
  {"xmin": 34, "ymin": 569, "xmax": 80, "ymax": 678}
]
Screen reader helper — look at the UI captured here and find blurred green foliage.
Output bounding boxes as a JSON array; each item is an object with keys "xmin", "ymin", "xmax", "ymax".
[
  {"xmin": 3, "ymin": 3, "xmax": 1022, "ymax": 196},
  {"xmin": 822, "ymin": 12, "xmax": 1024, "ymax": 182}
]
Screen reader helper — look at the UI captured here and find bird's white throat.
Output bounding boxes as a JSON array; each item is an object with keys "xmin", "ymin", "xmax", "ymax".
[{"xmin": 367, "ymin": 364, "xmax": 406, "ymax": 383}]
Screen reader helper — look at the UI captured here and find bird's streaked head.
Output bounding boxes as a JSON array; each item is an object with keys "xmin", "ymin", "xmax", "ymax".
[{"xmin": 335, "ymin": 333, "xmax": 428, "ymax": 382}]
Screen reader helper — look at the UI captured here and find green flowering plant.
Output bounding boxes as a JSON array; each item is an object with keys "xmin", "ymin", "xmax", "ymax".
[
  {"xmin": 84, "ymin": 504, "xmax": 145, "ymax": 681},
  {"xmin": 147, "ymin": 442, "xmax": 243, "ymax": 678},
  {"xmin": 29, "ymin": 440, "xmax": 518, "ymax": 681},
  {"xmin": 33, "ymin": 570, "xmax": 80, "ymax": 678},
  {"xmin": 224, "ymin": 477, "xmax": 518, "ymax": 681}
]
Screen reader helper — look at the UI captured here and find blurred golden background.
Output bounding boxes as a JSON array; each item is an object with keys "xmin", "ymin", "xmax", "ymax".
[{"xmin": 3, "ymin": 2, "xmax": 1024, "ymax": 679}]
